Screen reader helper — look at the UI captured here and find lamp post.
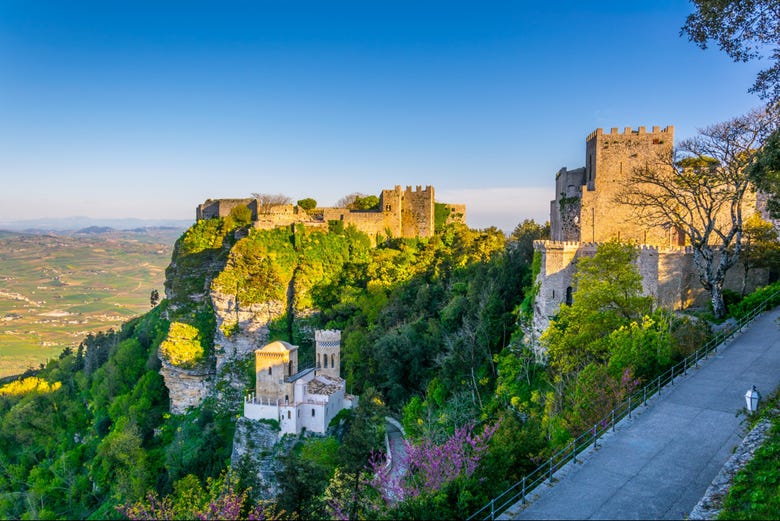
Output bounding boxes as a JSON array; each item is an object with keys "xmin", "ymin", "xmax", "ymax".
[{"xmin": 745, "ymin": 385, "xmax": 761, "ymax": 413}]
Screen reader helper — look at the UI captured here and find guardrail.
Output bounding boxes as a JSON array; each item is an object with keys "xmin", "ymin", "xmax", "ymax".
[{"xmin": 469, "ymin": 290, "xmax": 779, "ymax": 521}]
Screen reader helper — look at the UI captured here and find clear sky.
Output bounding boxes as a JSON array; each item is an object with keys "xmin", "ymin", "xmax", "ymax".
[{"xmin": 0, "ymin": 0, "xmax": 766, "ymax": 231}]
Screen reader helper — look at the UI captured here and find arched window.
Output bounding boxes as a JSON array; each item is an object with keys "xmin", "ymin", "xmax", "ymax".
[
  {"xmin": 268, "ymin": 367, "xmax": 272, "ymax": 375},
  {"xmin": 317, "ymin": 354, "xmax": 321, "ymax": 369},
  {"xmin": 331, "ymin": 354, "xmax": 335, "ymax": 368},
  {"xmin": 311, "ymin": 408, "xmax": 315, "ymax": 417},
  {"xmin": 565, "ymin": 286, "xmax": 573, "ymax": 306},
  {"xmin": 287, "ymin": 410, "xmax": 291, "ymax": 419},
  {"xmin": 285, "ymin": 394, "xmax": 288, "ymax": 404}
]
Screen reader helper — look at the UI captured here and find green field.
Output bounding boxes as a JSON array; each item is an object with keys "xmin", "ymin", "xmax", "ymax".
[{"xmin": 0, "ymin": 229, "xmax": 180, "ymax": 377}]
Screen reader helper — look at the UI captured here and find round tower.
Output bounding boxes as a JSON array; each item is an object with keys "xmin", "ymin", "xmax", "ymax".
[{"xmin": 315, "ymin": 329, "xmax": 341, "ymax": 379}]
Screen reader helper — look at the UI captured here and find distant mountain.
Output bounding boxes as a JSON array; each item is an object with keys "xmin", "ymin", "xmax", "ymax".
[
  {"xmin": 0, "ymin": 216, "xmax": 191, "ymax": 232},
  {"xmin": 76, "ymin": 226, "xmax": 115, "ymax": 234}
]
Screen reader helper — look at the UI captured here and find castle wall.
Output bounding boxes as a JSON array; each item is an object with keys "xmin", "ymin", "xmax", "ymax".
[
  {"xmin": 197, "ymin": 199, "xmax": 256, "ymax": 220},
  {"xmin": 444, "ymin": 204, "xmax": 467, "ymax": 226},
  {"xmin": 551, "ymin": 167, "xmax": 585, "ymax": 241},
  {"xmin": 533, "ymin": 239, "xmax": 769, "ymax": 344},
  {"xmin": 197, "ymin": 185, "xmax": 461, "ymax": 241}
]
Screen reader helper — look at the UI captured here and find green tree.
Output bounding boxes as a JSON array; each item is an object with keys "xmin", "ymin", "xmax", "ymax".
[
  {"xmin": 228, "ymin": 204, "xmax": 253, "ymax": 227},
  {"xmin": 682, "ymin": 0, "xmax": 780, "ymax": 102},
  {"xmin": 297, "ymin": 197, "xmax": 317, "ymax": 211},
  {"xmin": 336, "ymin": 192, "xmax": 380, "ymax": 210},
  {"xmin": 749, "ymin": 127, "xmax": 780, "ymax": 218},
  {"xmin": 741, "ymin": 212, "xmax": 780, "ymax": 294},
  {"xmin": 150, "ymin": 289, "xmax": 160, "ymax": 308},
  {"xmin": 541, "ymin": 240, "xmax": 652, "ymax": 375}
]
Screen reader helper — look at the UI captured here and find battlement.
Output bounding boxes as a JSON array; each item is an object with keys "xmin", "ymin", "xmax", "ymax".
[
  {"xmin": 315, "ymin": 329, "xmax": 341, "ymax": 343},
  {"xmin": 536, "ymin": 240, "xmax": 664, "ymax": 258},
  {"xmin": 586, "ymin": 125, "xmax": 674, "ymax": 142},
  {"xmin": 534, "ymin": 240, "xmax": 590, "ymax": 250}
]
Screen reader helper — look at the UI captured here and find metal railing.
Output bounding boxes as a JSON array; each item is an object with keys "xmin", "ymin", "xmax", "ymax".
[{"xmin": 469, "ymin": 290, "xmax": 779, "ymax": 521}]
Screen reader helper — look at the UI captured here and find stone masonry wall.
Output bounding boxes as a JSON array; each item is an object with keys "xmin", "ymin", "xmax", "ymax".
[
  {"xmin": 579, "ymin": 126, "xmax": 675, "ymax": 245},
  {"xmin": 198, "ymin": 185, "xmax": 455, "ymax": 241},
  {"xmin": 533, "ymin": 240, "xmax": 769, "ymax": 342}
]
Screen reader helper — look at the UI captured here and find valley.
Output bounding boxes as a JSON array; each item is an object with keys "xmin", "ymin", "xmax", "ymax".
[{"xmin": 0, "ymin": 228, "xmax": 181, "ymax": 377}]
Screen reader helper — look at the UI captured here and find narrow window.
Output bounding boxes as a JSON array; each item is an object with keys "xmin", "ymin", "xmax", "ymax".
[
  {"xmin": 285, "ymin": 394, "xmax": 288, "ymax": 404},
  {"xmin": 311, "ymin": 408, "xmax": 315, "ymax": 417},
  {"xmin": 288, "ymin": 361, "xmax": 292, "ymax": 376},
  {"xmin": 565, "ymin": 286, "xmax": 573, "ymax": 306},
  {"xmin": 268, "ymin": 367, "xmax": 272, "ymax": 375},
  {"xmin": 287, "ymin": 411, "xmax": 291, "ymax": 419},
  {"xmin": 331, "ymin": 354, "xmax": 335, "ymax": 368}
]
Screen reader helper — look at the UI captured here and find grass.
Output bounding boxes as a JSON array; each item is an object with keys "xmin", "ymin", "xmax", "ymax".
[
  {"xmin": 717, "ymin": 389, "xmax": 780, "ymax": 520},
  {"xmin": 0, "ymin": 230, "xmax": 179, "ymax": 377}
]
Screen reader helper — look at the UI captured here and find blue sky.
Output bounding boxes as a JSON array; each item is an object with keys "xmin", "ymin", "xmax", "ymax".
[{"xmin": 0, "ymin": 1, "xmax": 765, "ymax": 231}]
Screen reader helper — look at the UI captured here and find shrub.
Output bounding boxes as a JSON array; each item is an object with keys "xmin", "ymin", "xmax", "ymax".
[
  {"xmin": 159, "ymin": 322, "xmax": 205, "ymax": 368},
  {"xmin": 297, "ymin": 198, "xmax": 317, "ymax": 211},
  {"xmin": 730, "ymin": 280, "xmax": 780, "ymax": 319}
]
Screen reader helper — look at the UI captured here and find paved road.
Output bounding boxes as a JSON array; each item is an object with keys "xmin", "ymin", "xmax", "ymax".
[{"xmin": 504, "ymin": 307, "xmax": 780, "ymax": 520}]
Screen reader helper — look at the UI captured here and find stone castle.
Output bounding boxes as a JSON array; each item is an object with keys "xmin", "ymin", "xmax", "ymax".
[
  {"xmin": 243, "ymin": 329, "xmax": 356, "ymax": 436},
  {"xmin": 197, "ymin": 185, "xmax": 466, "ymax": 240},
  {"xmin": 533, "ymin": 125, "xmax": 766, "ymax": 341}
]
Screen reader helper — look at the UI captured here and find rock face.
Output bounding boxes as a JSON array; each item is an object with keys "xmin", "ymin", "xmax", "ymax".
[
  {"xmin": 159, "ymin": 361, "xmax": 214, "ymax": 414},
  {"xmin": 230, "ymin": 417, "xmax": 287, "ymax": 500},
  {"xmin": 211, "ymin": 289, "xmax": 287, "ymax": 370}
]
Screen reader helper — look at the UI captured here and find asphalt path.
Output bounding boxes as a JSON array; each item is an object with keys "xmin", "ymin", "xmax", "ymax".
[{"xmin": 503, "ymin": 307, "xmax": 780, "ymax": 520}]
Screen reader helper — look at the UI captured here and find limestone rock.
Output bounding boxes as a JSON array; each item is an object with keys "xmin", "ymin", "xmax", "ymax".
[
  {"xmin": 159, "ymin": 361, "xmax": 214, "ymax": 414},
  {"xmin": 230, "ymin": 417, "xmax": 287, "ymax": 500}
]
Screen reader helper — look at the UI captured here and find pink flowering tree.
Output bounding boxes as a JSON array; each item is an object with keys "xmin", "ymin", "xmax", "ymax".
[
  {"xmin": 117, "ymin": 473, "xmax": 272, "ymax": 520},
  {"xmin": 370, "ymin": 421, "xmax": 499, "ymax": 506}
]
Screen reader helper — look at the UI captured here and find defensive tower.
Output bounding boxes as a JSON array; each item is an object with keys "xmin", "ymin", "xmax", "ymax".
[{"xmin": 315, "ymin": 329, "xmax": 341, "ymax": 379}]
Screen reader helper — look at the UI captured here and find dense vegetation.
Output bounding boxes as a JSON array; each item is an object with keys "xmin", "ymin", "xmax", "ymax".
[{"xmin": 1, "ymin": 215, "xmax": 777, "ymax": 520}]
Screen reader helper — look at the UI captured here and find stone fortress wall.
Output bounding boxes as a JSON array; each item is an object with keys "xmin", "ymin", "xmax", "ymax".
[
  {"xmin": 197, "ymin": 185, "xmax": 466, "ymax": 240},
  {"xmin": 534, "ymin": 126, "xmax": 768, "ymax": 344}
]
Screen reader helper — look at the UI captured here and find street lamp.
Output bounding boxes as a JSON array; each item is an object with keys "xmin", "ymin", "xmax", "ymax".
[{"xmin": 745, "ymin": 385, "xmax": 761, "ymax": 413}]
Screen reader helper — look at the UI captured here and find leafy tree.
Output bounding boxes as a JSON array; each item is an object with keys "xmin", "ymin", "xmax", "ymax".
[
  {"xmin": 297, "ymin": 197, "xmax": 317, "ymax": 211},
  {"xmin": 227, "ymin": 204, "xmax": 253, "ymax": 227},
  {"xmin": 749, "ymin": 127, "xmax": 780, "ymax": 217},
  {"xmin": 336, "ymin": 192, "xmax": 380, "ymax": 210},
  {"xmin": 150, "ymin": 289, "xmax": 160, "ymax": 308},
  {"xmin": 682, "ymin": 0, "xmax": 780, "ymax": 102},
  {"xmin": 542, "ymin": 240, "xmax": 652, "ymax": 375},
  {"xmin": 616, "ymin": 107, "xmax": 780, "ymax": 318},
  {"xmin": 275, "ymin": 443, "xmax": 332, "ymax": 519},
  {"xmin": 741, "ymin": 212, "xmax": 780, "ymax": 293}
]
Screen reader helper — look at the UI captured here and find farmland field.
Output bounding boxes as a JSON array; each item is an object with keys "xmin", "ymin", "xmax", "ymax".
[{"xmin": 0, "ymin": 228, "xmax": 182, "ymax": 377}]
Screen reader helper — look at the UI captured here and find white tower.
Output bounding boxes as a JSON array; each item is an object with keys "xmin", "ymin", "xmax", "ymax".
[{"xmin": 315, "ymin": 329, "xmax": 341, "ymax": 379}]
